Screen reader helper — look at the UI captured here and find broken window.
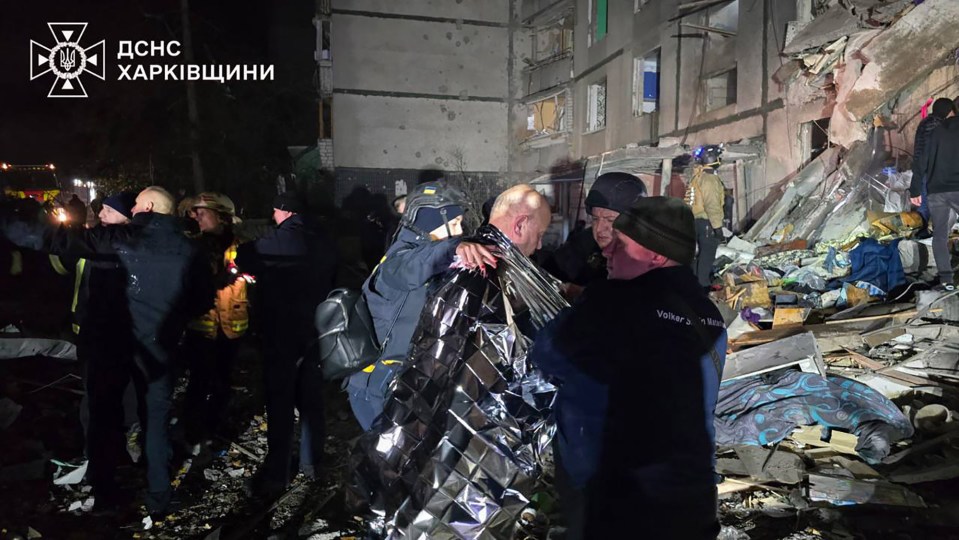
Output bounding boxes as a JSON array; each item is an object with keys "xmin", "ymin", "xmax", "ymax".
[
  {"xmin": 801, "ymin": 117, "xmax": 831, "ymax": 163},
  {"xmin": 704, "ymin": 68, "xmax": 737, "ymax": 112},
  {"xmin": 533, "ymin": 24, "xmax": 573, "ymax": 62},
  {"xmin": 632, "ymin": 49, "xmax": 660, "ymax": 117},
  {"xmin": 526, "ymin": 93, "xmax": 568, "ymax": 138},
  {"xmin": 587, "ymin": 80, "xmax": 607, "ymax": 132},
  {"xmin": 708, "ymin": 0, "xmax": 739, "ymax": 32},
  {"xmin": 316, "ymin": 19, "xmax": 332, "ymax": 61},
  {"xmin": 588, "ymin": 0, "xmax": 608, "ymax": 46},
  {"xmin": 320, "ymin": 97, "xmax": 332, "ymax": 139}
]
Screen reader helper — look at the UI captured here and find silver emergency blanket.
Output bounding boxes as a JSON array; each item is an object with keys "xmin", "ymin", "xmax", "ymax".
[
  {"xmin": 0, "ymin": 337, "xmax": 77, "ymax": 361},
  {"xmin": 348, "ymin": 225, "xmax": 568, "ymax": 539}
]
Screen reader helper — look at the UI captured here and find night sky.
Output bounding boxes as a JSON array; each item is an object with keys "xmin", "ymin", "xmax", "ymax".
[{"xmin": 0, "ymin": 0, "xmax": 315, "ymax": 192}]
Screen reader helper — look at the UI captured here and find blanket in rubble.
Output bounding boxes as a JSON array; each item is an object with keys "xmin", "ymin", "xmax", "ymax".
[
  {"xmin": 714, "ymin": 370, "xmax": 913, "ymax": 463},
  {"xmin": 347, "ymin": 225, "xmax": 567, "ymax": 539}
]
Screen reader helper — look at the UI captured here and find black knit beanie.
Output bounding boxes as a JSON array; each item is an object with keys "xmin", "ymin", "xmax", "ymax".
[
  {"xmin": 612, "ymin": 196, "xmax": 696, "ymax": 265},
  {"xmin": 585, "ymin": 172, "xmax": 647, "ymax": 214}
]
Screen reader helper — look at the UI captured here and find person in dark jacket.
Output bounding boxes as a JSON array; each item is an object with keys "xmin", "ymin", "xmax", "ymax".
[
  {"xmin": 66, "ymin": 193, "xmax": 88, "ymax": 227},
  {"xmin": 235, "ymin": 191, "xmax": 337, "ymax": 498},
  {"xmin": 0, "ymin": 186, "xmax": 214, "ymax": 520},
  {"xmin": 530, "ymin": 197, "xmax": 726, "ymax": 539},
  {"xmin": 182, "ymin": 192, "xmax": 250, "ymax": 451},
  {"xmin": 542, "ymin": 172, "xmax": 646, "ymax": 295},
  {"xmin": 347, "ymin": 181, "xmax": 496, "ymax": 430},
  {"xmin": 911, "ymin": 108, "xmax": 959, "ymax": 291},
  {"xmin": 909, "ymin": 97, "xmax": 956, "ymax": 233},
  {"xmin": 70, "ymin": 192, "xmax": 141, "ymax": 460}
]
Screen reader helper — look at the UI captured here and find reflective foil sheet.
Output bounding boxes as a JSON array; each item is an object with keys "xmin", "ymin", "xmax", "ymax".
[{"xmin": 348, "ymin": 225, "xmax": 567, "ymax": 539}]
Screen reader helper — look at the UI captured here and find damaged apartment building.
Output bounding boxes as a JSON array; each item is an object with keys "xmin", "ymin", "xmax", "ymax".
[{"xmin": 323, "ymin": 0, "xmax": 959, "ymax": 237}]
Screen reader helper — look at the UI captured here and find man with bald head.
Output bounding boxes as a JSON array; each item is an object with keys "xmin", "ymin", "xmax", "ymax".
[
  {"xmin": 1, "ymin": 185, "xmax": 213, "ymax": 521},
  {"xmin": 486, "ymin": 183, "xmax": 552, "ymax": 256}
]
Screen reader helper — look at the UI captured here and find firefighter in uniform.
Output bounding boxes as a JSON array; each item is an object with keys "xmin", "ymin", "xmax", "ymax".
[
  {"xmin": 685, "ymin": 145, "xmax": 727, "ymax": 288},
  {"xmin": 182, "ymin": 192, "xmax": 250, "ymax": 449}
]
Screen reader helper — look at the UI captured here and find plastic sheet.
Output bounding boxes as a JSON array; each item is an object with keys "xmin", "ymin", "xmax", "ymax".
[
  {"xmin": 348, "ymin": 225, "xmax": 567, "ymax": 539},
  {"xmin": 0, "ymin": 338, "xmax": 77, "ymax": 361}
]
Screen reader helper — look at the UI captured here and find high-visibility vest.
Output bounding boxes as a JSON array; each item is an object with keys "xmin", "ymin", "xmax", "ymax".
[{"xmin": 189, "ymin": 241, "xmax": 250, "ymax": 339}]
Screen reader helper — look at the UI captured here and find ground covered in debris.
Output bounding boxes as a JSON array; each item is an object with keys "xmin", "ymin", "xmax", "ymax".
[{"xmin": 0, "ymin": 340, "xmax": 365, "ymax": 540}]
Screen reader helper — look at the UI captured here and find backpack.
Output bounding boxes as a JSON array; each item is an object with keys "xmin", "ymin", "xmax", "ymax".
[{"xmin": 315, "ymin": 288, "xmax": 380, "ymax": 380}]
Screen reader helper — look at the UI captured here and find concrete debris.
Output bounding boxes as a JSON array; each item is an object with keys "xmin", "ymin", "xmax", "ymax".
[
  {"xmin": 784, "ymin": 4, "xmax": 860, "ymax": 55},
  {"xmin": 845, "ymin": 0, "xmax": 959, "ymax": 120}
]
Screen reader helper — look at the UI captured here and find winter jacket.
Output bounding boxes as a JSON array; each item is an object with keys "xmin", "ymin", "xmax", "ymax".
[
  {"xmin": 65, "ymin": 252, "xmax": 130, "ymax": 337},
  {"xmin": 910, "ymin": 114, "xmax": 946, "ymax": 196},
  {"xmin": 685, "ymin": 169, "xmax": 725, "ymax": 228},
  {"xmin": 188, "ymin": 232, "xmax": 249, "ymax": 339},
  {"xmin": 541, "ymin": 227, "xmax": 607, "ymax": 286},
  {"xmin": 922, "ymin": 117, "xmax": 959, "ymax": 195},
  {"xmin": 1, "ymin": 212, "xmax": 214, "ymax": 368},
  {"xmin": 362, "ymin": 227, "xmax": 461, "ymax": 362},
  {"xmin": 235, "ymin": 214, "xmax": 336, "ymax": 343},
  {"xmin": 530, "ymin": 265, "xmax": 727, "ymax": 492}
]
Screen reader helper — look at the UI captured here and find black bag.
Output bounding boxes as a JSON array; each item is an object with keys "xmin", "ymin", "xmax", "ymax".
[{"xmin": 315, "ymin": 288, "xmax": 381, "ymax": 380}]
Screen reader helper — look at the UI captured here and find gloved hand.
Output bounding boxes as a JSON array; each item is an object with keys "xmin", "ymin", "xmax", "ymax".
[{"xmin": 711, "ymin": 227, "xmax": 725, "ymax": 240}]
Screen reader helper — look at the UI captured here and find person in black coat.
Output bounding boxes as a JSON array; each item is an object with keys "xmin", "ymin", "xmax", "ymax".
[
  {"xmin": 541, "ymin": 172, "xmax": 646, "ymax": 300},
  {"xmin": 909, "ymin": 97, "xmax": 956, "ymax": 233},
  {"xmin": 1, "ymin": 186, "xmax": 213, "ymax": 519},
  {"xmin": 531, "ymin": 197, "xmax": 726, "ymax": 539},
  {"xmin": 235, "ymin": 191, "xmax": 337, "ymax": 498}
]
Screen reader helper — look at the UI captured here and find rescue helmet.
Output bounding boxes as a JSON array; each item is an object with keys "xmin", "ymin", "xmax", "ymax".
[
  {"xmin": 401, "ymin": 179, "xmax": 468, "ymax": 235},
  {"xmin": 193, "ymin": 192, "xmax": 241, "ymax": 224},
  {"xmin": 693, "ymin": 144, "xmax": 723, "ymax": 167},
  {"xmin": 193, "ymin": 192, "xmax": 236, "ymax": 217}
]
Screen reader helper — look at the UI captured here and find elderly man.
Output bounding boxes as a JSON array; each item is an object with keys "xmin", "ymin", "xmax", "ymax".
[
  {"xmin": 531, "ymin": 197, "xmax": 727, "ymax": 539},
  {"xmin": 1, "ymin": 186, "xmax": 213, "ymax": 520},
  {"xmin": 236, "ymin": 191, "xmax": 336, "ymax": 498},
  {"xmin": 544, "ymin": 172, "xmax": 646, "ymax": 294}
]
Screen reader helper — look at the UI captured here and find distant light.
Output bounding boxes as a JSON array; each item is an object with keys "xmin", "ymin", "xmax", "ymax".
[
  {"xmin": 0, "ymin": 163, "xmax": 8, "ymax": 170},
  {"xmin": 48, "ymin": 163, "xmax": 56, "ymax": 170},
  {"xmin": 73, "ymin": 179, "xmax": 82, "ymax": 187},
  {"xmin": 89, "ymin": 188, "xmax": 97, "ymax": 201}
]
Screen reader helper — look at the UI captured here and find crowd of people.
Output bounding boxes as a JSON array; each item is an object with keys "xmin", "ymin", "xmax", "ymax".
[{"xmin": 1, "ymin": 151, "xmax": 732, "ymax": 537}]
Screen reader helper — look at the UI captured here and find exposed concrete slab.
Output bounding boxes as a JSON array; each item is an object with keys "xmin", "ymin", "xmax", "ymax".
[
  {"xmin": 783, "ymin": 4, "xmax": 860, "ymax": 55},
  {"xmin": 845, "ymin": 0, "xmax": 959, "ymax": 120}
]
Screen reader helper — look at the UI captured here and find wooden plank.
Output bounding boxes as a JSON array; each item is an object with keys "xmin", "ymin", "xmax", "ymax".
[
  {"xmin": 773, "ymin": 307, "xmax": 810, "ymax": 328},
  {"xmin": 789, "ymin": 425, "xmax": 859, "ymax": 456},
  {"xmin": 723, "ymin": 332, "xmax": 826, "ymax": 381}
]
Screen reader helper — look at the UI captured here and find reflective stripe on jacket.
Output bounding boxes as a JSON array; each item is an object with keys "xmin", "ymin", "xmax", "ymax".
[{"xmin": 189, "ymin": 241, "xmax": 249, "ymax": 339}]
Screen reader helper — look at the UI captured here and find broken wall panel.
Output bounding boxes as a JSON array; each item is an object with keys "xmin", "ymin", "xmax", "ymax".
[{"xmin": 844, "ymin": 0, "xmax": 959, "ymax": 120}]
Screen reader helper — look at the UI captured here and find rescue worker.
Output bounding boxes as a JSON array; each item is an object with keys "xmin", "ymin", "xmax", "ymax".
[
  {"xmin": 236, "ymin": 191, "xmax": 336, "ymax": 499},
  {"xmin": 685, "ymin": 144, "xmax": 727, "ymax": 288},
  {"xmin": 182, "ymin": 193, "xmax": 250, "ymax": 450},
  {"xmin": 543, "ymin": 172, "xmax": 646, "ymax": 291},
  {"xmin": 909, "ymin": 97, "xmax": 956, "ymax": 236},
  {"xmin": 347, "ymin": 181, "xmax": 496, "ymax": 430},
  {"xmin": 0, "ymin": 186, "xmax": 214, "ymax": 520},
  {"xmin": 67, "ymin": 192, "xmax": 141, "ymax": 458},
  {"xmin": 530, "ymin": 197, "xmax": 726, "ymax": 539}
]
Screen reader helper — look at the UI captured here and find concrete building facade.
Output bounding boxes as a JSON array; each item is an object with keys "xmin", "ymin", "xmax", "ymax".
[{"xmin": 328, "ymin": 0, "xmax": 527, "ymax": 202}]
